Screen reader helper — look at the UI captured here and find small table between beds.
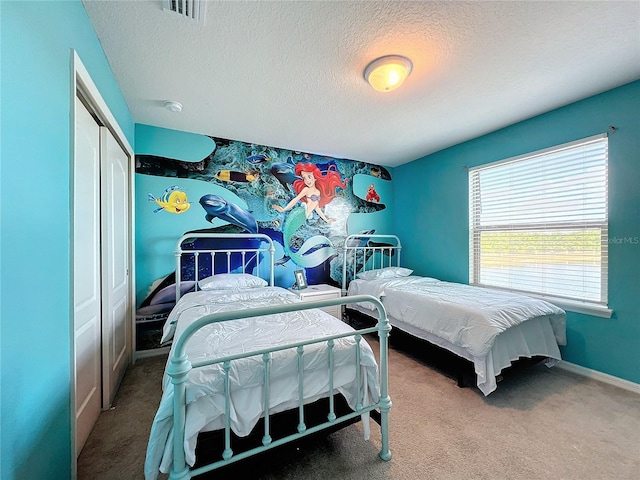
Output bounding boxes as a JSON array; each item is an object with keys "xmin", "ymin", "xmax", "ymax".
[{"xmin": 288, "ymin": 284, "xmax": 342, "ymax": 319}]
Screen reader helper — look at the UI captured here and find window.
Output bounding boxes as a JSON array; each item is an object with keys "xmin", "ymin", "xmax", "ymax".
[{"xmin": 469, "ymin": 134, "xmax": 608, "ymax": 311}]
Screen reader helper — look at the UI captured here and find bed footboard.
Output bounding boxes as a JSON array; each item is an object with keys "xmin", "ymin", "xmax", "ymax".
[{"xmin": 166, "ymin": 295, "xmax": 392, "ymax": 480}]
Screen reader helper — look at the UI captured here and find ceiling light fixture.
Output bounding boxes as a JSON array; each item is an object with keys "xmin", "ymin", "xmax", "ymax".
[
  {"xmin": 164, "ymin": 100, "xmax": 183, "ymax": 113},
  {"xmin": 364, "ymin": 55, "xmax": 413, "ymax": 93}
]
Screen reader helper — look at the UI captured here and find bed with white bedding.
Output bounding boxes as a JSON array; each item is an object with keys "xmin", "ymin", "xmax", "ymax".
[
  {"xmin": 342, "ymin": 234, "xmax": 566, "ymax": 396},
  {"xmin": 144, "ymin": 233, "xmax": 392, "ymax": 480}
]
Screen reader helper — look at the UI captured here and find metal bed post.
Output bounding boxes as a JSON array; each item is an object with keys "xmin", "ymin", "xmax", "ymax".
[
  {"xmin": 261, "ymin": 352, "xmax": 273, "ymax": 446},
  {"xmin": 174, "ymin": 244, "xmax": 183, "ymax": 304},
  {"xmin": 376, "ymin": 303, "xmax": 392, "ymax": 461},
  {"xmin": 166, "ymin": 352, "xmax": 193, "ymax": 480},
  {"xmin": 296, "ymin": 346, "xmax": 306, "ymax": 432},
  {"xmin": 267, "ymin": 240, "xmax": 275, "ymax": 286},
  {"xmin": 326, "ymin": 340, "xmax": 336, "ymax": 422},
  {"xmin": 222, "ymin": 361, "xmax": 233, "ymax": 460},
  {"xmin": 341, "ymin": 246, "xmax": 349, "ymax": 296}
]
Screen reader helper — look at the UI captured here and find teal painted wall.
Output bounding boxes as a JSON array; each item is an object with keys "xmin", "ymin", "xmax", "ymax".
[
  {"xmin": 0, "ymin": 1, "xmax": 134, "ymax": 478},
  {"xmin": 394, "ymin": 81, "xmax": 640, "ymax": 384}
]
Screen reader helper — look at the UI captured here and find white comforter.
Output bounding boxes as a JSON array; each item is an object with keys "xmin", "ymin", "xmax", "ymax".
[
  {"xmin": 348, "ymin": 276, "xmax": 566, "ymax": 358},
  {"xmin": 145, "ymin": 287, "xmax": 379, "ymax": 479}
]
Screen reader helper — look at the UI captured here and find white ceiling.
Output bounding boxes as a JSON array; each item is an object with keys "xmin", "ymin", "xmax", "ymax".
[{"xmin": 82, "ymin": 1, "xmax": 640, "ymax": 167}]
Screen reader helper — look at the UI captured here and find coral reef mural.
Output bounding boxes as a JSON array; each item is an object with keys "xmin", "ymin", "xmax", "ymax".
[{"xmin": 134, "ymin": 125, "xmax": 393, "ymax": 350}]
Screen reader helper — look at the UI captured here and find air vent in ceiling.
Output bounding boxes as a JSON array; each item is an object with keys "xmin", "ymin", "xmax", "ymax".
[{"xmin": 163, "ymin": 0, "xmax": 206, "ymax": 23}]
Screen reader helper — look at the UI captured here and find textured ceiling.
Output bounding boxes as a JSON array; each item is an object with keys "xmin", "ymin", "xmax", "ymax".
[{"xmin": 82, "ymin": 1, "xmax": 640, "ymax": 167}]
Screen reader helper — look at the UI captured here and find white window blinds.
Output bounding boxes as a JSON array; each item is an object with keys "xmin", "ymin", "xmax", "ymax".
[{"xmin": 469, "ymin": 134, "xmax": 608, "ymax": 306}]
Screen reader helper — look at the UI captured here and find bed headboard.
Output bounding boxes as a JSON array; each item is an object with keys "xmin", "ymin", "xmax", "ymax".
[
  {"xmin": 341, "ymin": 234, "xmax": 402, "ymax": 293},
  {"xmin": 174, "ymin": 232, "xmax": 276, "ymax": 301}
]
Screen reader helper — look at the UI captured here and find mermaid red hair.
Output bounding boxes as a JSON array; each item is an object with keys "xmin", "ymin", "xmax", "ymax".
[{"xmin": 293, "ymin": 163, "xmax": 348, "ymax": 207}]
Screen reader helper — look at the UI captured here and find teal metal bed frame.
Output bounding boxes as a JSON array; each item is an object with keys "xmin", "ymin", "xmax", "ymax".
[
  {"xmin": 164, "ymin": 233, "xmax": 392, "ymax": 479},
  {"xmin": 341, "ymin": 234, "xmax": 403, "ymax": 294},
  {"xmin": 174, "ymin": 232, "xmax": 277, "ymax": 299}
]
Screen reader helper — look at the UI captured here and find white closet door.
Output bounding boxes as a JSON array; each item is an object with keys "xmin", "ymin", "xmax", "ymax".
[
  {"xmin": 100, "ymin": 127, "xmax": 131, "ymax": 409},
  {"xmin": 73, "ymin": 96, "xmax": 102, "ymax": 457}
]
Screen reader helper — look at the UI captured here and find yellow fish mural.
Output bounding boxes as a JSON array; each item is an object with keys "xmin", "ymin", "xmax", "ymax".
[{"xmin": 148, "ymin": 186, "xmax": 191, "ymax": 214}]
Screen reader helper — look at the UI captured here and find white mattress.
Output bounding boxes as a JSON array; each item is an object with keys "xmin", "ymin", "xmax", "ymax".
[
  {"xmin": 145, "ymin": 286, "xmax": 380, "ymax": 479},
  {"xmin": 347, "ymin": 276, "xmax": 566, "ymax": 396}
]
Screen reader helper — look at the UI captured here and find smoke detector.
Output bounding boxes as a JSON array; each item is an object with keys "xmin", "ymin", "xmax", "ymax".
[
  {"xmin": 164, "ymin": 101, "xmax": 183, "ymax": 113},
  {"xmin": 163, "ymin": 0, "xmax": 206, "ymax": 23}
]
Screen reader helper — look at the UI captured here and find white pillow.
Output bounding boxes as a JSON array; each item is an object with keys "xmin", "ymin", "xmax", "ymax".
[
  {"xmin": 356, "ymin": 266, "xmax": 413, "ymax": 281},
  {"xmin": 198, "ymin": 273, "xmax": 268, "ymax": 290}
]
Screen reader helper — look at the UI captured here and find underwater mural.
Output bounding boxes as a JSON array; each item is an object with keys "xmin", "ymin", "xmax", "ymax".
[{"xmin": 134, "ymin": 125, "xmax": 393, "ymax": 350}]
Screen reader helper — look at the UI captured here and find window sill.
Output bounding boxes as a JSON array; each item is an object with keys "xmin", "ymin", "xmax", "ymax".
[
  {"xmin": 470, "ymin": 284, "xmax": 613, "ymax": 318},
  {"xmin": 541, "ymin": 297, "xmax": 613, "ymax": 318},
  {"xmin": 517, "ymin": 293, "xmax": 613, "ymax": 318}
]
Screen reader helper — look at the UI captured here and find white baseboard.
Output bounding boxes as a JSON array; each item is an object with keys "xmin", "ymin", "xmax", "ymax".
[
  {"xmin": 134, "ymin": 346, "xmax": 170, "ymax": 362},
  {"xmin": 556, "ymin": 361, "xmax": 640, "ymax": 395}
]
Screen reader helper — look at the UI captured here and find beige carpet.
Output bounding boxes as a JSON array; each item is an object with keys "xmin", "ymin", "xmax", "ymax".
[{"xmin": 78, "ymin": 334, "xmax": 640, "ymax": 479}]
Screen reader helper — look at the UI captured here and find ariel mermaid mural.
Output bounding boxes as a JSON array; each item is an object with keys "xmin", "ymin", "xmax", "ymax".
[
  {"xmin": 272, "ymin": 163, "xmax": 348, "ymax": 222},
  {"xmin": 134, "ymin": 125, "xmax": 392, "ymax": 349},
  {"xmin": 268, "ymin": 163, "xmax": 349, "ymax": 269}
]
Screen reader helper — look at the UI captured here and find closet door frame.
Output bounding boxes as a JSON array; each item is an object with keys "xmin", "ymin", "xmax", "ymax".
[{"xmin": 70, "ymin": 51, "xmax": 135, "ymax": 472}]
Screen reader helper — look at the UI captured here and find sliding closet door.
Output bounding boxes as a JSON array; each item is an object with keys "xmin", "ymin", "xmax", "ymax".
[
  {"xmin": 73, "ymin": 96, "xmax": 102, "ymax": 457},
  {"xmin": 73, "ymin": 99, "xmax": 132, "ymax": 456},
  {"xmin": 100, "ymin": 127, "xmax": 131, "ymax": 409}
]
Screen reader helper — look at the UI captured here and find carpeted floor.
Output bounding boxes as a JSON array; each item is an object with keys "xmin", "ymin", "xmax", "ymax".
[{"xmin": 78, "ymin": 333, "xmax": 640, "ymax": 480}]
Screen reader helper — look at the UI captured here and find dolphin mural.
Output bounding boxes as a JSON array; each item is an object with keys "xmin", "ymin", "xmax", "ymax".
[
  {"xmin": 199, "ymin": 194, "xmax": 258, "ymax": 233},
  {"xmin": 269, "ymin": 157, "xmax": 300, "ymax": 193},
  {"xmin": 345, "ymin": 229, "xmax": 376, "ymax": 248}
]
